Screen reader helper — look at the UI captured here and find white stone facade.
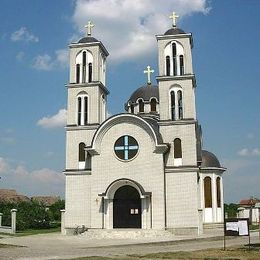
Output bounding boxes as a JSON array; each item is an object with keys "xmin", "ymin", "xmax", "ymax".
[{"xmin": 63, "ymin": 21, "xmax": 226, "ymax": 235}]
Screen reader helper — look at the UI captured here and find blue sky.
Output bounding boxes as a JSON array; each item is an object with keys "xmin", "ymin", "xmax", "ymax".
[{"xmin": 0, "ymin": 0, "xmax": 259, "ymax": 203}]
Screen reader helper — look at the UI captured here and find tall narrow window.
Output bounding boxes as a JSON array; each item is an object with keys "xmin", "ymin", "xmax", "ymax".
[
  {"xmin": 166, "ymin": 56, "xmax": 170, "ymax": 76},
  {"xmin": 77, "ymin": 97, "xmax": 82, "ymax": 125},
  {"xmin": 130, "ymin": 104, "xmax": 134, "ymax": 113},
  {"xmin": 138, "ymin": 99, "xmax": 144, "ymax": 113},
  {"xmin": 177, "ymin": 90, "xmax": 183, "ymax": 119},
  {"xmin": 180, "ymin": 55, "xmax": 184, "ymax": 75},
  {"xmin": 82, "ymin": 52, "xmax": 86, "ymax": 83},
  {"xmin": 204, "ymin": 177, "xmax": 212, "ymax": 208},
  {"xmin": 172, "ymin": 43, "xmax": 177, "ymax": 76},
  {"xmin": 88, "ymin": 63, "xmax": 92, "ymax": 82},
  {"xmin": 150, "ymin": 98, "xmax": 157, "ymax": 112},
  {"xmin": 79, "ymin": 143, "xmax": 85, "ymax": 162},
  {"xmin": 216, "ymin": 177, "xmax": 221, "ymax": 207},
  {"xmin": 86, "ymin": 152, "xmax": 92, "ymax": 170},
  {"xmin": 174, "ymin": 138, "xmax": 182, "ymax": 159},
  {"xmin": 84, "ymin": 96, "xmax": 88, "ymax": 125},
  {"xmin": 171, "ymin": 91, "xmax": 175, "ymax": 120},
  {"xmin": 76, "ymin": 64, "xmax": 80, "ymax": 83}
]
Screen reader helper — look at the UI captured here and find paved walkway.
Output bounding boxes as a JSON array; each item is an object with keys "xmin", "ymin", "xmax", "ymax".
[{"xmin": 0, "ymin": 231, "xmax": 259, "ymax": 260}]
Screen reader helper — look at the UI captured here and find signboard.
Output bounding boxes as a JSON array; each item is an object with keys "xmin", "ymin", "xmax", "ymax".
[
  {"xmin": 224, "ymin": 218, "xmax": 250, "ymax": 250},
  {"xmin": 224, "ymin": 218, "xmax": 249, "ymax": 236}
]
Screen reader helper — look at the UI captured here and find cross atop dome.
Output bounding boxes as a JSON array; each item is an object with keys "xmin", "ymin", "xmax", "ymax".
[
  {"xmin": 169, "ymin": 12, "xmax": 179, "ymax": 28},
  {"xmin": 85, "ymin": 21, "xmax": 95, "ymax": 36},
  {"xmin": 144, "ymin": 66, "xmax": 154, "ymax": 85}
]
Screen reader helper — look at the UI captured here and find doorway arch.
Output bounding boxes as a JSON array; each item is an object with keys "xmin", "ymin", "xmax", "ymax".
[{"xmin": 113, "ymin": 185, "xmax": 141, "ymax": 228}]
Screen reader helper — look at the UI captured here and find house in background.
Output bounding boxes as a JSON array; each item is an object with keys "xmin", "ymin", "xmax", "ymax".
[{"xmin": 238, "ymin": 198, "xmax": 260, "ymax": 223}]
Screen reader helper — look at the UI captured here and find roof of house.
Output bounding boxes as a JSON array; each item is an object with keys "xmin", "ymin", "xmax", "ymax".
[
  {"xmin": 31, "ymin": 196, "xmax": 60, "ymax": 206},
  {"xmin": 0, "ymin": 189, "xmax": 30, "ymax": 203},
  {"xmin": 239, "ymin": 198, "xmax": 260, "ymax": 206}
]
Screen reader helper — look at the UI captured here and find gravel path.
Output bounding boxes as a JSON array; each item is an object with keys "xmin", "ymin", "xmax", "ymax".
[{"xmin": 0, "ymin": 231, "xmax": 259, "ymax": 260}]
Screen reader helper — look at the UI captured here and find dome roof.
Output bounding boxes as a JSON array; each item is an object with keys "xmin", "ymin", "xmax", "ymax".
[
  {"xmin": 128, "ymin": 84, "xmax": 159, "ymax": 103},
  {"xmin": 201, "ymin": 150, "xmax": 221, "ymax": 168},
  {"xmin": 164, "ymin": 27, "xmax": 186, "ymax": 35},
  {"xmin": 78, "ymin": 36, "xmax": 99, "ymax": 44}
]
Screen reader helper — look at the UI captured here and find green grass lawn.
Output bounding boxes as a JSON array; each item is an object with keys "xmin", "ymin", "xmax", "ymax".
[
  {"xmin": 16, "ymin": 226, "xmax": 61, "ymax": 236},
  {"xmin": 0, "ymin": 226, "xmax": 61, "ymax": 237}
]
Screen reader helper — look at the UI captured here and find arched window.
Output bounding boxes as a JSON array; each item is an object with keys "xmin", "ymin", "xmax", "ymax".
[
  {"xmin": 150, "ymin": 98, "xmax": 157, "ymax": 112},
  {"xmin": 77, "ymin": 93, "xmax": 88, "ymax": 126},
  {"xmin": 84, "ymin": 96, "xmax": 88, "ymax": 125},
  {"xmin": 166, "ymin": 56, "xmax": 170, "ymax": 76},
  {"xmin": 77, "ymin": 97, "xmax": 81, "ymax": 125},
  {"xmin": 204, "ymin": 177, "xmax": 212, "ymax": 208},
  {"xmin": 170, "ymin": 88, "xmax": 183, "ymax": 121},
  {"xmin": 180, "ymin": 55, "xmax": 184, "ymax": 75},
  {"xmin": 75, "ymin": 50, "xmax": 93, "ymax": 83},
  {"xmin": 76, "ymin": 64, "xmax": 80, "ymax": 84},
  {"xmin": 174, "ymin": 138, "xmax": 182, "ymax": 159},
  {"xmin": 177, "ymin": 90, "xmax": 183, "ymax": 119},
  {"xmin": 138, "ymin": 99, "xmax": 144, "ymax": 113},
  {"xmin": 79, "ymin": 143, "xmax": 85, "ymax": 162},
  {"xmin": 172, "ymin": 43, "xmax": 177, "ymax": 76},
  {"xmin": 170, "ymin": 91, "xmax": 175, "ymax": 120},
  {"xmin": 216, "ymin": 177, "xmax": 221, "ymax": 207},
  {"xmin": 82, "ymin": 52, "xmax": 86, "ymax": 83},
  {"xmin": 88, "ymin": 63, "xmax": 92, "ymax": 82},
  {"xmin": 164, "ymin": 41, "xmax": 184, "ymax": 76}
]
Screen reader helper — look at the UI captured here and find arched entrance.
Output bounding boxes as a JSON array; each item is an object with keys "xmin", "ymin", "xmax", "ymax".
[{"xmin": 113, "ymin": 185, "xmax": 141, "ymax": 228}]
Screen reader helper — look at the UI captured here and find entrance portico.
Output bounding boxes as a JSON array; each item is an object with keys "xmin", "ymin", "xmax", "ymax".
[{"xmin": 99, "ymin": 179, "xmax": 152, "ymax": 229}]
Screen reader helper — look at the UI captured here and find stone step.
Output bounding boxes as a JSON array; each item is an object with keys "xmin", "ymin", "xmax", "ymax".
[{"xmin": 81, "ymin": 229, "xmax": 175, "ymax": 239}]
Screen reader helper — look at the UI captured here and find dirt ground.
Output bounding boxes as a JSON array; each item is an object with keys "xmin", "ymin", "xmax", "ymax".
[{"xmin": 0, "ymin": 232, "xmax": 259, "ymax": 260}]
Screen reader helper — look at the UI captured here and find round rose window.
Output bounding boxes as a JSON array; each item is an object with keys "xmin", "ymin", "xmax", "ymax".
[{"xmin": 114, "ymin": 135, "xmax": 139, "ymax": 161}]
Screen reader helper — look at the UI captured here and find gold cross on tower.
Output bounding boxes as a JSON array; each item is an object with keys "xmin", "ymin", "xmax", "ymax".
[
  {"xmin": 85, "ymin": 21, "xmax": 95, "ymax": 36},
  {"xmin": 169, "ymin": 12, "xmax": 179, "ymax": 28},
  {"xmin": 144, "ymin": 65, "xmax": 154, "ymax": 85}
]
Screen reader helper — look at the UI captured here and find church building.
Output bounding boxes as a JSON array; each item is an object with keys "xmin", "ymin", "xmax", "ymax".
[{"xmin": 63, "ymin": 13, "xmax": 226, "ymax": 235}]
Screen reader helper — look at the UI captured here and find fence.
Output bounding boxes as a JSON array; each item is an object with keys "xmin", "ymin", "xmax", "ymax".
[{"xmin": 0, "ymin": 209, "xmax": 17, "ymax": 234}]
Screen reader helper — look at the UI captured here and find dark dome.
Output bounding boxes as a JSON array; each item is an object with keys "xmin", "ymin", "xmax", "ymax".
[
  {"xmin": 128, "ymin": 84, "xmax": 159, "ymax": 103},
  {"xmin": 78, "ymin": 36, "xmax": 99, "ymax": 43},
  {"xmin": 164, "ymin": 27, "xmax": 186, "ymax": 35},
  {"xmin": 201, "ymin": 150, "xmax": 221, "ymax": 168}
]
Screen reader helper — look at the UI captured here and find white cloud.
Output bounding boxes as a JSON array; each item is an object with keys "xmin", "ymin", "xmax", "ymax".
[
  {"xmin": 252, "ymin": 148, "xmax": 260, "ymax": 156},
  {"xmin": 32, "ymin": 49, "xmax": 68, "ymax": 71},
  {"xmin": 0, "ymin": 157, "xmax": 9, "ymax": 173},
  {"xmin": 72, "ymin": 0, "xmax": 210, "ymax": 62},
  {"xmin": 55, "ymin": 49, "xmax": 69, "ymax": 69},
  {"xmin": 237, "ymin": 148, "xmax": 250, "ymax": 156},
  {"xmin": 11, "ymin": 27, "xmax": 39, "ymax": 43},
  {"xmin": 237, "ymin": 148, "xmax": 260, "ymax": 157},
  {"xmin": 16, "ymin": 51, "xmax": 25, "ymax": 61},
  {"xmin": 247, "ymin": 133, "xmax": 254, "ymax": 139},
  {"xmin": 33, "ymin": 54, "xmax": 53, "ymax": 71},
  {"xmin": 37, "ymin": 109, "xmax": 67, "ymax": 129},
  {"xmin": 0, "ymin": 159, "xmax": 64, "ymax": 196},
  {"xmin": 1, "ymin": 137, "xmax": 15, "ymax": 145}
]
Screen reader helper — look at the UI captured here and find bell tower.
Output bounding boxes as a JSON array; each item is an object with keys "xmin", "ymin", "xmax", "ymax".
[
  {"xmin": 65, "ymin": 22, "xmax": 109, "ymax": 171},
  {"xmin": 156, "ymin": 12, "xmax": 198, "ymax": 167},
  {"xmin": 67, "ymin": 21, "xmax": 109, "ymax": 127}
]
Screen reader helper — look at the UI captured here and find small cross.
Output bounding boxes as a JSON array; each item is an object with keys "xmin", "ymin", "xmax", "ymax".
[
  {"xmin": 144, "ymin": 66, "xmax": 154, "ymax": 85},
  {"xmin": 85, "ymin": 21, "xmax": 95, "ymax": 36},
  {"xmin": 169, "ymin": 12, "xmax": 179, "ymax": 28}
]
